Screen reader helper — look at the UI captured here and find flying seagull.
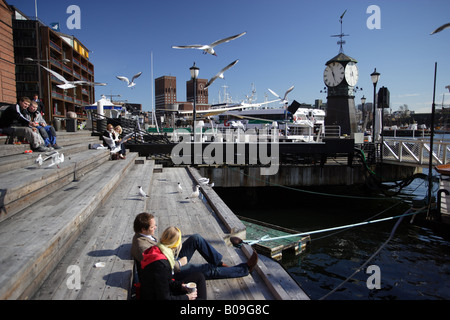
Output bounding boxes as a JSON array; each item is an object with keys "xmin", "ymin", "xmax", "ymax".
[
  {"xmin": 39, "ymin": 64, "xmax": 107, "ymax": 89},
  {"xmin": 268, "ymin": 86, "xmax": 295, "ymax": 104},
  {"xmin": 205, "ymin": 60, "xmax": 239, "ymax": 89},
  {"xmin": 116, "ymin": 72, "xmax": 142, "ymax": 88},
  {"xmin": 172, "ymin": 32, "xmax": 246, "ymax": 56},
  {"xmin": 431, "ymin": 23, "xmax": 450, "ymax": 35},
  {"xmin": 138, "ymin": 186, "xmax": 149, "ymax": 198}
]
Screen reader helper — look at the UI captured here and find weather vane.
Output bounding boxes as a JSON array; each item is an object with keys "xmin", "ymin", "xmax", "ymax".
[{"xmin": 331, "ymin": 9, "xmax": 349, "ymax": 53}]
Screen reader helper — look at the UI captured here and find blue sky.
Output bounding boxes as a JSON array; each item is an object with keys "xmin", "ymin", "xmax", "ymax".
[{"xmin": 8, "ymin": 0, "xmax": 450, "ymax": 113}]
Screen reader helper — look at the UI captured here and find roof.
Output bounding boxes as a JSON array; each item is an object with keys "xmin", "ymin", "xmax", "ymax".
[{"xmin": 326, "ymin": 52, "xmax": 357, "ymax": 65}]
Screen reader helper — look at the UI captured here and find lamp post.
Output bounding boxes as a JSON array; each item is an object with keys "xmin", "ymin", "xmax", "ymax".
[
  {"xmin": 361, "ymin": 95, "xmax": 366, "ymax": 132},
  {"xmin": 190, "ymin": 62, "xmax": 199, "ymax": 139},
  {"xmin": 371, "ymin": 68, "xmax": 380, "ymax": 141}
]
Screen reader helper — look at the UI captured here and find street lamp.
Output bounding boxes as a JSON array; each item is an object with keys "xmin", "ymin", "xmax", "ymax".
[
  {"xmin": 371, "ymin": 68, "xmax": 380, "ymax": 140},
  {"xmin": 361, "ymin": 95, "xmax": 366, "ymax": 131},
  {"xmin": 190, "ymin": 62, "xmax": 199, "ymax": 137}
]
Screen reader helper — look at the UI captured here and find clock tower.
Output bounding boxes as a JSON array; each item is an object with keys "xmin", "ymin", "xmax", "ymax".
[
  {"xmin": 323, "ymin": 53, "xmax": 358, "ymax": 135},
  {"xmin": 323, "ymin": 10, "xmax": 359, "ymax": 136}
]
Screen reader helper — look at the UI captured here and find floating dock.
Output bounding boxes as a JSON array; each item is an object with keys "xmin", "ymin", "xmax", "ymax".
[{"xmin": 238, "ymin": 216, "xmax": 310, "ymax": 261}]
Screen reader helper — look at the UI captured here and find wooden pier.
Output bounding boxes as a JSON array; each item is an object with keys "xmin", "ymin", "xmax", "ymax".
[{"xmin": 0, "ymin": 130, "xmax": 309, "ymax": 300}]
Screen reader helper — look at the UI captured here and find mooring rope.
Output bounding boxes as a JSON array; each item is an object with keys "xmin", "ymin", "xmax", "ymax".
[{"xmin": 243, "ymin": 208, "xmax": 424, "ymax": 246}]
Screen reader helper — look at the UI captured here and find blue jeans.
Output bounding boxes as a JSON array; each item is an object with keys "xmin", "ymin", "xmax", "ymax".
[
  {"xmin": 175, "ymin": 234, "xmax": 249, "ymax": 280},
  {"xmin": 37, "ymin": 125, "xmax": 56, "ymax": 147}
]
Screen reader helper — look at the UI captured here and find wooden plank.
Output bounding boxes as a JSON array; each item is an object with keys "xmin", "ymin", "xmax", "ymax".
[
  {"xmin": 33, "ymin": 158, "xmax": 155, "ymax": 300},
  {"xmin": 0, "ymin": 154, "xmax": 137, "ymax": 300}
]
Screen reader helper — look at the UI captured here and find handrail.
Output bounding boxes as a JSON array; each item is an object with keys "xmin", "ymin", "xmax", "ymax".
[{"xmin": 382, "ymin": 137, "xmax": 450, "ymax": 166}]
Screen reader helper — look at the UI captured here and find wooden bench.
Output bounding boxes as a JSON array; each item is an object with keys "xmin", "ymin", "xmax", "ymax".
[{"xmin": 33, "ymin": 159, "xmax": 155, "ymax": 300}]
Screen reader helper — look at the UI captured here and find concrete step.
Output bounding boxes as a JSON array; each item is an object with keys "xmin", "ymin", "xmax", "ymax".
[
  {"xmin": 0, "ymin": 152, "xmax": 138, "ymax": 300},
  {"xmin": 33, "ymin": 158, "xmax": 155, "ymax": 300},
  {"xmin": 0, "ymin": 148, "xmax": 110, "ymax": 222}
]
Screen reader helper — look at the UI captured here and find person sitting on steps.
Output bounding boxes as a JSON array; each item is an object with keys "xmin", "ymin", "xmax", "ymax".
[{"xmin": 131, "ymin": 212, "xmax": 258, "ymax": 281}]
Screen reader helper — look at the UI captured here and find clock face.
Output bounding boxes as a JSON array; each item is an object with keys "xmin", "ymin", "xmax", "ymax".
[
  {"xmin": 199, "ymin": 83, "xmax": 204, "ymax": 90},
  {"xmin": 323, "ymin": 62, "xmax": 344, "ymax": 87},
  {"xmin": 345, "ymin": 62, "xmax": 359, "ymax": 87}
]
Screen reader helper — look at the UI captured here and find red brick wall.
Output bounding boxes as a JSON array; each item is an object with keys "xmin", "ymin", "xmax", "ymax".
[{"xmin": 0, "ymin": 0, "xmax": 16, "ymax": 104}]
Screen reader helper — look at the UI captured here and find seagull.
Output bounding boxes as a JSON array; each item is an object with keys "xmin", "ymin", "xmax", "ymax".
[
  {"xmin": 172, "ymin": 32, "xmax": 246, "ymax": 56},
  {"xmin": 116, "ymin": 72, "xmax": 142, "ymax": 88},
  {"xmin": 138, "ymin": 186, "xmax": 149, "ymax": 198},
  {"xmin": 47, "ymin": 152, "xmax": 64, "ymax": 168},
  {"xmin": 35, "ymin": 154, "xmax": 43, "ymax": 166},
  {"xmin": 177, "ymin": 182, "xmax": 183, "ymax": 192},
  {"xmin": 205, "ymin": 60, "xmax": 239, "ymax": 89},
  {"xmin": 39, "ymin": 64, "xmax": 107, "ymax": 89},
  {"xmin": 446, "ymin": 85, "xmax": 450, "ymax": 92},
  {"xmin": 200, "ymin": 178, "xmax": 209, "ymax": 185},
  {"xmin": 431, "ymin": 23, "xmax": 450, "ymax": 35},
  {"xmin": 187, "ymin": 185, "xmax": 200, "ymax": 202},
  {"xmin": 268, "ymin": 86, "xmax": 295, "ymax": 104},
  {"xmin": 208, "ymin": 182, "xmax": 215, "ymax": 188}
]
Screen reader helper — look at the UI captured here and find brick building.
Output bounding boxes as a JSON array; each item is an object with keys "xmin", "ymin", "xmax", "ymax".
[{"xmin": 0, "ymin": 0, "xmax": 16, "ymax": 105}]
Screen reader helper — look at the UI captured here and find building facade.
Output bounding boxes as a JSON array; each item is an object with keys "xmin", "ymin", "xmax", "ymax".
[
  {"xmin": 0, "ymin": 0, "xmax": 16, "ymax": 105},
  {"xmin": 11, "ymin": 6, "xmax": 95, "ymax": 124}
]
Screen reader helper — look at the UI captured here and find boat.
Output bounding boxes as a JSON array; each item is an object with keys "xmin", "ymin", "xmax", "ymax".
[{"xmin": 434, "ymin": 164, "xmax": 450, "ymax": 176}]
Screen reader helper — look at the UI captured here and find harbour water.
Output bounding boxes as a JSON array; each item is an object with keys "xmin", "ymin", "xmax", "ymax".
[{"xmin": 215, "ymin": 169, "xmax": 450, "ymax": 300}]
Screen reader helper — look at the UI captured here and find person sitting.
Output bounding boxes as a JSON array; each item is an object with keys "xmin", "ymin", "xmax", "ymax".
[
  {"xmin": 114, "ymin": 125, "xmax": 127, "ymax": 157},
  {"xmin": 139, "ymin": 226, "xmax": 207, "ymax": 300},
  {"xmin": 131, "ymin": 212, "xmax": 258, "ymax": 281},
  {"xmin": 0, "ymin": 97, "xmax": 47, "ymax": 152},
  {"xmin": 102, "ymin": 123, "xmax": 126, "ymax": 159},
  {"xmin": 27, "ymin": 101, "xmax": 61, "ymax": 149}
]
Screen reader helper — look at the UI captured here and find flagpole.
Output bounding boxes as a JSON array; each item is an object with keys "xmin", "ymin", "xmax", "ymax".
[{"xmin": 34, "ymin": 0, "xmax": 38, "ymax": 18}]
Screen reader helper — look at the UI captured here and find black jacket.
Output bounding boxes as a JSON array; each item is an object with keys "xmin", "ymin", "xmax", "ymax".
[
  {"xmin": 139, "ymin": 247, "xmax": 187, "ymax": 300},
  {"xmin": 0, "ymin": 105, "xmax": 29, "ymax": 128}
]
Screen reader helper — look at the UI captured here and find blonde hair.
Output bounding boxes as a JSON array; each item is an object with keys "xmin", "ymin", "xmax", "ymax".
[
  {"xmin": 160, "ymin": 226, "xmax": 182, "ymax": 256},
  {"xmin": 114, "ymin": 125, "xmax": 123, "ymax": 134}
]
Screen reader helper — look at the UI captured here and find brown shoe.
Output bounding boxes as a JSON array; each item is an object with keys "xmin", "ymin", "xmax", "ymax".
[
  {"xmin": 247, "ymin": 250, "xmax": 258, "ymax": 273},
  {"xmin": 230, "ymin": 236, "xmax": 243, "ymax": 248}
]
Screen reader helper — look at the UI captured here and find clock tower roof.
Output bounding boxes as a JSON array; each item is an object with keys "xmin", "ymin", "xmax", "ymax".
[{"xmin": 326, "ymin": 52, "xmax": 357, "ymax": 65}]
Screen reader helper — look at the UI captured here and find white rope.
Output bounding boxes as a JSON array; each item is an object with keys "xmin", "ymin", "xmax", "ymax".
[{"xmin": 243, "ymin": 208, "xmax": 424, "ymax": 246}]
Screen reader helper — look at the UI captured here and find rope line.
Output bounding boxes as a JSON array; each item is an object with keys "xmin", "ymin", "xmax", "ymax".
[{"xmin": 243, "ymin": 208, "xmax": 423, "ymax": 246}]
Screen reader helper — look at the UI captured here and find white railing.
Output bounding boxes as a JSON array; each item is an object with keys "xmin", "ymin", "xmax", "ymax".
[{"xmin": 382, "ymin": 137, "xmax": 450, "ymax": 166}]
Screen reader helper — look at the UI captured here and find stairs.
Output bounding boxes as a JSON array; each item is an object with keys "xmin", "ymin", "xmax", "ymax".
[{"xmin": 0, "ymin": 130, "xmax": 153, "ymax": 300}]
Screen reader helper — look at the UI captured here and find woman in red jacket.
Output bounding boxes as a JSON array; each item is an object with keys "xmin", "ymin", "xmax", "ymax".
[{"xmin": 140, "ymin": 226, "xmax": 207, "ymax": 300}]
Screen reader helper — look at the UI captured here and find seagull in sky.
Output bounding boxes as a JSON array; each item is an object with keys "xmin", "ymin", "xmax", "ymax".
[
  {"xmin": 39, "ymin": 64, "xmax": 107, "ymax": 89},
  {"xmin": 430, "ymin": 23, "xmax": 450, "ymax": 35},
  {"xmin": 268, "ymin": 86, "xmax": 295, "ymax": 104},
  {"xmin": 138, "ymin": 186, "xmax": 149, "ymax": 198},
  {"xmin": 205, "ymin": 60, "xmax": 239, "ymax": 89},
  {"xmin": 172, "ymin": 32, "xmax": 246, "ymax": 56},
  {"xmin": 116, "ymin": 72, "xmax": 142, "ymax": 88}
]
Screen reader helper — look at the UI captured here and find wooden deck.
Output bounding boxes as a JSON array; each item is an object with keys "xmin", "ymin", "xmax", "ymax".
[{"xmin": 0, "ymin": 130, "xmax": 310, "ymax": 300}]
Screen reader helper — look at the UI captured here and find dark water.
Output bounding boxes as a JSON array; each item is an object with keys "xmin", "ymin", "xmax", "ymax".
[{"xmin": 215, "ymin": 176, "xmax": 450, "ymax": 300}]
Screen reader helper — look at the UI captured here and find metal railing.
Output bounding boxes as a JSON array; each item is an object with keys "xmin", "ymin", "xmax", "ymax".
[
  {"xmin": 90, "ymin": 112, "xmax": 170, "ymax": 144},
  {"xmin": 382, "ymin": 137, "xmax": 450, "ymax": 166}
]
